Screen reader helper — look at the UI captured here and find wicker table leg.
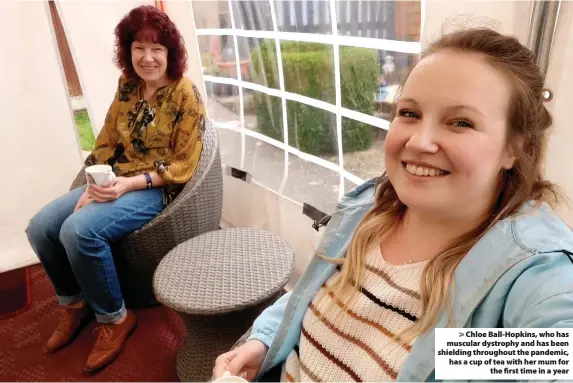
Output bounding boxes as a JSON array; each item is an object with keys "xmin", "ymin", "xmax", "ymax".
[{"xmin": 175, "ymin": 298, "xmax": 278, "ymax": 382}]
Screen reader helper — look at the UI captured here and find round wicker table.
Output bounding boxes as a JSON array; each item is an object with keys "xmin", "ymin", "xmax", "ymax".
[{"xmin": 153, "ymin": 228, "xmax": 294, "ymax": 382}]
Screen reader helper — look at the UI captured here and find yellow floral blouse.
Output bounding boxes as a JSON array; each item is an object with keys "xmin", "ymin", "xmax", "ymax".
[{"xmin": 85, "ymin": 75, "xmax": 206, "ymax": 205}]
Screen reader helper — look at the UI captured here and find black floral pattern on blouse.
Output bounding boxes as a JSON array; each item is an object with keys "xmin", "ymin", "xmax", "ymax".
[
  {"xmin": 103, "ymin": 143, "xmax": 128, "ymax": 173},
  {"xmin": 173, "ymin": 110, "xmax": 184, "ymax": 127},
  {"xmin": 119, "ymin": 80, "xmax": 138, "ymax": 102},
  {"xmin": 192, "ymin": 84, "xmax": 203, "ymax": 105},
  {"xmin": 127, "ymin": 100, "xmax": 156, "ymax": 155},
  {"xmin": 111, "ymin": 143, "xmax": 129, "ymax": 163},
  {"xmin": 155, "ymin": 86, "xmax": 168, "ymax": 104}
]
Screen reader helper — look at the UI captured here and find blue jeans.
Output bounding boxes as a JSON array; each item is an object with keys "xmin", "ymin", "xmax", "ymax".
[{"xmin": 26, "ymin": 185, "xmax": 163, "ymax": 323}]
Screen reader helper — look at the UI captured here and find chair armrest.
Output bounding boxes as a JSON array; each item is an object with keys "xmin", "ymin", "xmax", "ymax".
[{"xmin": 70, "ymin": 166, "xmax": 87, "ymax": 191}]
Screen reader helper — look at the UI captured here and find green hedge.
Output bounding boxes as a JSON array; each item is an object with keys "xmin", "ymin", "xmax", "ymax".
[
  {"xmin": 75, "ymin": 110, "xmax": 95, "ymax": 151},
  {"xmin": 250, "ymin": 41, "xmax": 379, "ymax": 154}
]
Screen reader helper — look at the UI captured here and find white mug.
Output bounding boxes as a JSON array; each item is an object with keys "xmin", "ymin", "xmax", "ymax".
[
  {"xmin": 212, "ymin": 371, "xmax": 248, "ymax": 383},
  {"xmin": 85, "ymin": 165, "xmax": 116, "ymax": 187}
]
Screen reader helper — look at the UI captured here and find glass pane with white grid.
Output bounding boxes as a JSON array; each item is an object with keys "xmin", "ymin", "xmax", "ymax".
[
  {"xmin": 339, "ymin": 48, "xmax": 417, "ymax": 121},
  {"xmin": 286, "ymin": 100, "xmax": 338, "ymax": 164},
  {"xmin": 274, "ymin": 0, "xmax": 332, "ymax": 35},
  {"xmin": 192, "ymin": 0, "xmax": 231, "ymax": 29},
  {"xmin": 281, "ymin": 41, "xmax": 335, "ymax": 104},
  {"xmin": 218, "ymin": 128, "xmax": 243, "ymax": 170},
  {"xmin": 344, "ymin": 176, "xmax": 359, "ymax": 194},
  {"xmin": 243, "ymin": 136, "xmax": 285, "ymax": 191},
  {"xmin": 283, "ymin": 153, "xmax": 340, "ymax": 214},
  {"xmin": 199, "ymin": 35, "xmax": 238, "ymax": 78},
  {"xmin": 237, "ymin": 37, "xmax": 280, "ymax": 88},
  {"xmin": 342, "ymin": 118, "xmax": 387, "ymax": 182},
  {"xmin": 232, "ymin": 0, "xmax": 274, "ymax": 31},
  {"xmin": 336, "ymin": 0, "xmax": 421, "ymax": 42},
  {"xmin": 192, "ymin": 0, "xmax": 421, "ymax": 208},
  {"xmin": 243, "ymin": 88, "xmax": 283, "ymax": 141},
  {"xmin": 206, "ymin": 81, "xmax": 241, "ymax": 128}
]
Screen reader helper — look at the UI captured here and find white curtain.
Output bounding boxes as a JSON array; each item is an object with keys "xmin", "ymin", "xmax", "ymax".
[
  {"xmin": 56, "ymin": 0, "xmax": 154, "ymax": 136},
  {"xmin": 0, "ymin": 2, "xmax": 82, "ymax": 272}
]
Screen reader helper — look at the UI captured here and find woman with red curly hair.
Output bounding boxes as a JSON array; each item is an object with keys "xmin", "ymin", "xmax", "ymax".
[{"xmin": 25, "ymin": 5, "xmax": 206, "ymax": 372}]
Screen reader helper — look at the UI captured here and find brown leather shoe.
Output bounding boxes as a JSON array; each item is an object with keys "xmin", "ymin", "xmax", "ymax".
[
  {"xmin": 46, "ymin": 305, "xmax": 92, "ymax": 352},
  {"xmin": 85, "ymin": 310, "xmax": 137, "ymax": 372}
]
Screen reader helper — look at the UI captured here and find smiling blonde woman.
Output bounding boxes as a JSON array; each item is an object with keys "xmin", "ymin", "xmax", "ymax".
[
  {"xmin": 25, "ymin": 5, "xmax": 205, "ymax": 372},
  {"xmin": 213, "ymin": 28, "xmax": 573, "ymax": 382}
]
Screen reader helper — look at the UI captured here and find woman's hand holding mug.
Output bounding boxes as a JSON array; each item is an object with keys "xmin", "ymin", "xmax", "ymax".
[
  {"xmin": 85, "ymin": 164, "xmax": 116, "ymax": 187},
  {"xmin": 84, "ymin": 164, "xmax": 134, "ymax": 202},
  {"xmin": 88, "ymin": 177, "xmax": 133, "ymax": 202}
]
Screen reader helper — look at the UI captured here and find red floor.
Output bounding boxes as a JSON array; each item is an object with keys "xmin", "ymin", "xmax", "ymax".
[
  {"xmin": 0, "ymin": 267, "xmax": 30, "ymax": 318},
  {"xmin": 0, "ymin": 265, "xmax": 186, "ymax": 381}
]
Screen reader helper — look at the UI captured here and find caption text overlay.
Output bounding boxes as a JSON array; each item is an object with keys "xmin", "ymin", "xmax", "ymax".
[{"xmin": 435, "ymin": 328, "xmax": 573, "ymax": 380}]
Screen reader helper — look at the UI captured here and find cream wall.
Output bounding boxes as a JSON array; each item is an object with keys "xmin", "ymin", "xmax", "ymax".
[
  {"xmin": 542, "ymin": 1, "xmax": 573, "ymax": 224},
  {"xmin": 56, "ymin": 0, "xmax": 155, "ymax": 136},
  {"xmin": 421, "ymin": 0, "xmax": 532, "ymax": 46},
  {"xmin": 0, "ymin": 2, "xmax": 82, "ymax": 272}
]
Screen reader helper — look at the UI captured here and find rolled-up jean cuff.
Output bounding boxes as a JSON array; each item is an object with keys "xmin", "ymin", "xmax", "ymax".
[
  {"xmin": 95, "ymin": 301, "xmax": 127, "ymax": 324},
  {"xmin": 57, "ymin": 293, "xmax": 84, "ymax": 306}
]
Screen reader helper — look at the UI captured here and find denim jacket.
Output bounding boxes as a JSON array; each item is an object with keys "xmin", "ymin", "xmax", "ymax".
[{"xmin": 248, "ymin": 179, "xmax": 573, "ymax": 382}]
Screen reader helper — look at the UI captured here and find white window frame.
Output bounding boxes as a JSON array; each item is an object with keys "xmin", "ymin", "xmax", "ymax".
[{"xmin": 195, "ymin": 0, "xmax": 421, "ymax": 204}]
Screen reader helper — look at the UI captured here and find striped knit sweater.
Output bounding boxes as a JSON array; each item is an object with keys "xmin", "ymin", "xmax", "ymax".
[{"xmin": 281, "ymin": 247, "xmax": 426, "ymax": 382}]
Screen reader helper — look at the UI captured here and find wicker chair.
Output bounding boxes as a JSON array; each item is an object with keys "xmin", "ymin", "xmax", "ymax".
[{"xmin": 69, "ymin": 120, "xmax": 223, "ymax": 308}]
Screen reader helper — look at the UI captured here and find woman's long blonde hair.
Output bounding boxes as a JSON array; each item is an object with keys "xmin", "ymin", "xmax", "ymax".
[{"xmin": 319, "ymin": 28, "xmax": 560, "ymax": 343}]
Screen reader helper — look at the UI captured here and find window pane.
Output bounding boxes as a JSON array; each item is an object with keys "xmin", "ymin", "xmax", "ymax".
[
  {"xmin": 287, "ymin": 100, "xmax": 337, "ymax": 164},
  {"xmin": 192, "ymin": 0, "xmax": 231, "ymax": 29},
  {"xmin": 218, "ymin": 128, "xmax": 242, "ymax": 170},
  {"xmin": 237, "ymin": 37, "xmax": 279, "ymax": 88},
  {"xmin": 244, "ymin": 89, "xmax": 283, "ymax": 141},
  {"xmin": 244, "ymin": 136, "xmax": 285, "ymax": 191},
  {"xmin": 206, "ymin": 82, "xmax": 240, "ymax": 129},
  {"xmin": 342, "ymin": 117, "xmax": 387, "ymax": 181},
  {"xmin": 274, "ymin": 0, "xmax": 332, "ymax": 34},
  {"xmin": 281, "ymin": 41, "xmax": 335, "ymax": 104},
  {"xmin": 232, "ymin": 1, "xmax": 274, "ymax": 31},
  {"xmin": 283, "ymin": 154, "xmax": 340, "ymax": 214},
  {"xmin": 198, "ymin": 36, "xmax": 237, "ymax": 78},
  {"xmin": 393, "ymin": 1, "xmax": 422, "ymax": 42},
  {"xmin": 340, "ymin": 47, "xmax": 417, "ymax": 120},
  {"xmin": 336, "ymin": 0, "xmax": 421, "ymax": 42},
  {"xmin": 344, "ymin": 177, "xmax": 359, "ymax": 194}
]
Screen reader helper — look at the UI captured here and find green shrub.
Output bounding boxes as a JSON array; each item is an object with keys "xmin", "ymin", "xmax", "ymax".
[
  {"xmin": 74, "ymin": 110, "xmax": 95, "ymax": 151},
  {"xmin": 250, "ymin": 41, "xmax": 379, "ymax": 155}
]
